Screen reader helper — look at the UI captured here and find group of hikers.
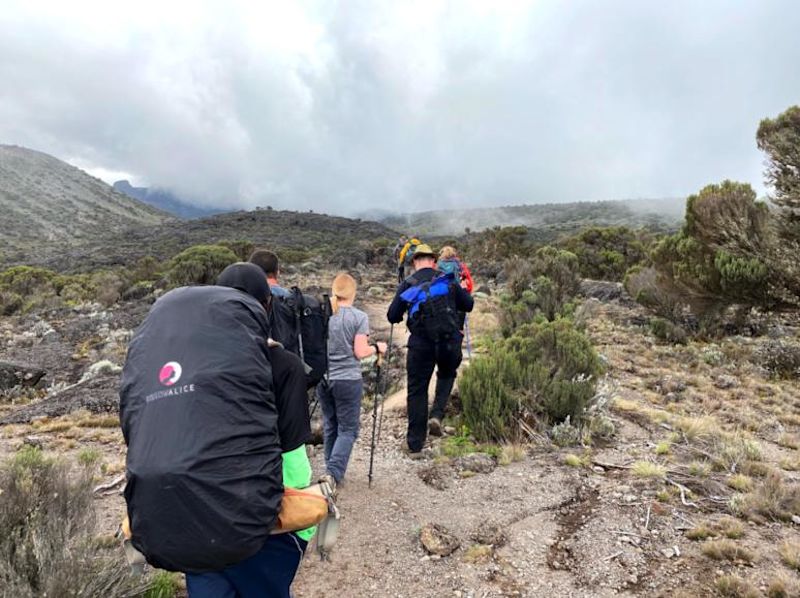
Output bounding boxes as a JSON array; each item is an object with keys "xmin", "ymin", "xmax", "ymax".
[{"xmin": 119, "ymin": 238, "xmax": 475, "ymax": 597}]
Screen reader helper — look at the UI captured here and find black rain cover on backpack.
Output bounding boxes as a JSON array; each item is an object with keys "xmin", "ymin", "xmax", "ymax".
[
  {"xmin": 269, "ymin": 287, "xmax": 331, "ymax": 387},
  {"xmin": 119, "ymin": 286, "xmax": 283, "ymax": 573}
]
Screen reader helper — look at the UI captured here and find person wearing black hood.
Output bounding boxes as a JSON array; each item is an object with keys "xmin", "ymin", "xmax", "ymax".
[
  {"xmin": 190, "ymin": 262, "xmax": 314, "ymax": 597},
  {"xmin": 121, "ymin": 262, "xmax": 314, "ymax": 598}
]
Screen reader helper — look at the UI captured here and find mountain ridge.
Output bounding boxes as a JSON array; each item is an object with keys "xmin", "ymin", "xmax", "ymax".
[
  {"xmin": 0, "ymin": 144, "xmax": 172, "ymax": 264},
  {"xmin": 112, "ymin": 180, "xmax": 225, "ymax": 219}
]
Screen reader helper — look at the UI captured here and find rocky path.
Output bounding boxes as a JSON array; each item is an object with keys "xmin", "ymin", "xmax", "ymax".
[{"xmin": 294, "ymin": 407, "xmax": 623, "ymax": 598}]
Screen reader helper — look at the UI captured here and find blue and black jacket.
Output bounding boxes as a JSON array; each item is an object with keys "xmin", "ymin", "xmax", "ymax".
[{"xmin": 386, "ymin": 267, "xmax": 474, "ymax": 348}]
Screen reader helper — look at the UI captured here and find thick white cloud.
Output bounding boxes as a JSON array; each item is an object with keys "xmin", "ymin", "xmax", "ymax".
[{"xmin": 1, "ymin": 0, "xmax": 798, "ymax": 213}]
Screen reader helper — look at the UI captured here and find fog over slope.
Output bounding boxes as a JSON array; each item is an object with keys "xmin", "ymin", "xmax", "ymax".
[{"xmin": 0, "ymin": 145, "xmax": 170, "ymax": 262}]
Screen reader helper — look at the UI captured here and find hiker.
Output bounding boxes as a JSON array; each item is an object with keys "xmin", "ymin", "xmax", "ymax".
[
  {"xmin": 392, "ymin": 235, "xmax": 407, "ymax": 280},
  {"xmin": 250, "ymin": 250, "xmax": 332, "ymax": 387},
  {"xmin": 397, "ymin": 236, "xmax": 420, "ymax": 282},
  {"xmin": 120, "ymin": 262, "xmax": 313, "ymax": 598},
  {"xmin": 438, "ymin": 245, "xmax": 474, "ymax": 294},
  {"xmin": 316, "ymin": 273, "xmax": 386, "ymax": 489},
  {"xmin": 249, "ymin": 248, "xmax": 290, "ymax": 298},
  {"xmin": 387, "ymin": 244, "xmax": 474, "ymax": 457}
]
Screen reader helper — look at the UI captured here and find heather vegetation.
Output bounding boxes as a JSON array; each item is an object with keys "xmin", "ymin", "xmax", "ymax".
[{"xmin": 0, "ymin": 446, "xmax": 146, "ymax": 597}]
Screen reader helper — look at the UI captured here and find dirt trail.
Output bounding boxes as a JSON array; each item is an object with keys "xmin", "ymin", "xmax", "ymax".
[{"xmin": 294, "ymin": 406, "xmax": 628, "ymax": 598}]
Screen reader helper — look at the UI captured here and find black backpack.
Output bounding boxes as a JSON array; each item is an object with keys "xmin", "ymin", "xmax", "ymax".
[
  {"xmin": 270, "ymin": 287, "xmax": 332, "ymax": 387},
  {"xmin": 119, "ymin": 286, "xmax": 283, "ymax": 573},
  {"xmin": 403, "ymin": 273, "xmax": 461, "ymax": 342}
]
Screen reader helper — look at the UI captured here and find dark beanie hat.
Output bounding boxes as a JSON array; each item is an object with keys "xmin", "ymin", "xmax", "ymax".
[{"xmin": 216, "ymin": 262, "xmax": 272, "ymax": 304}]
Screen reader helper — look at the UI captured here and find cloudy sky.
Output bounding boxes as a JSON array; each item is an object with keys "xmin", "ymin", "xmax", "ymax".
[{"xmin": 1, "ymin": 0, "xmax": 798, "ymax": 214}]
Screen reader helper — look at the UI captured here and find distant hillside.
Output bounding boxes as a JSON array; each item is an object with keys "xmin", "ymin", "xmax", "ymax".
[
  {"xmin": 35, "ymin": 208, "xmax": 399, "ymax": 272},
  {"xmin": 113, "ymin": 180, "xmax": 225, "ymax": 219},
  {"xmin": 0, "ymin": 145, "xmax": 171, "ymax": 264},
  {"xmin": 383, "ymin": 198, "xmax": 686, "ymax": 238}
]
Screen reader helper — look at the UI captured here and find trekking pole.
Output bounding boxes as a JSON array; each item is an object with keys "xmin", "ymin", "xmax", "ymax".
[
  {"xmin": 375, "ymin": 323, "xmax": 394, "ymax": 445},
  {"xmin": 367, "ymin": 348, "xmax": 383, "ymax": 489},
  {"xmin": 464, "ymin": 314, "xmax": 473, "ymax": 359}
]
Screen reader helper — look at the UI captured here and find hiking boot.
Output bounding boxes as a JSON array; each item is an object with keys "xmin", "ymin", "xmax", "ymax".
[
  {"xmin": 428, "ymin": 417, "xmax": 442, "ymax": 437},
  {"xmin": 403, "ymin": 445, "xmax": 426, "ymax": 460}
]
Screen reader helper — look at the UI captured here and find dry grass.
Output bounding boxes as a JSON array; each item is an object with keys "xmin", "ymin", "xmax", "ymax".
[
  {"xmin": 655, "ymin": 440, "xmax": 672, "ymax": 455},
  {"xmin": 498, "ymin": 444, "xmax": 526, "ymax": 466},
  {"xmin": 631, "ymin": 460, "xmax": 666, "ymax": 479},
  {"xmin": 462, "ymin": 544, "xmax": 493, "ymax": 563},
  {"xmin": 767, "ymin": 572, "xmax": 800, "ymax": 598},
  {"xmin": 779, "ymin": 456, "xmax": 800, "ymax": 471},
  {"xmin": 76, "ymin": 414, "xmax": 120, "ymax": 428},
  {"xmin": 688, "ymin": 460, "xmax": 712, "ymax": 477},
  {"xmin": 727, "ymin": 474, "xmax": 754, "ymax": 492},
  {"xmin": 779, "ymin": 540, "xmax": 800, "ymax": 571},
  {"xmin": 701, "ymin": 539, "xmax": 756, "ymax": 563},
  {"xmin": 717, "ymin": 516, "xmax": 745, "ymax": 539},
  {"xmin": 686, "ymin": 517, "xmax": 744, "ymax": 541},
  {"xmin": 563, "ymin": 453, "xmax": 589, "ymax": 468},
  {"xmin": 101, "ymin": 459, "xmax": 126, "ymax": 476},
  {"xmin": 715, "ymin": 574, "xmax": 759, "ymax": 598},
  {"xmin": 734, "ymin": 471, "xmax": 800, "ymax": 523}
]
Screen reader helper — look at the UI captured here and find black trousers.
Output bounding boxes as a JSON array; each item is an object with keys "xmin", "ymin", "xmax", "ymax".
[{"xmin": 406, "ymin": 340, "xmax": 463, "ymax": 452}]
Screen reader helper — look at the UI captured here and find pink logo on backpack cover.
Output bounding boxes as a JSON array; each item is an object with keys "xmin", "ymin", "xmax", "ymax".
[{"xmin": 159, "ymin": 361, "xmax": 182, "ymax": 386}]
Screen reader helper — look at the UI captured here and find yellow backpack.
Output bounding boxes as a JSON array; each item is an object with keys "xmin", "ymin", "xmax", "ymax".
[{"xmin": 398, "ymin": 238, "xmax": 422, "ymax": 267}]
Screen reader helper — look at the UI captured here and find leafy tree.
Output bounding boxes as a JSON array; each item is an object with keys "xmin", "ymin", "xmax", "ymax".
[
  {"xmin": 757, "ymin": 105, "xmax": 800, "ymax": 226},
  {"xmin": 647, "ymin": 182, "xmax": 777, "ymax": 325}
]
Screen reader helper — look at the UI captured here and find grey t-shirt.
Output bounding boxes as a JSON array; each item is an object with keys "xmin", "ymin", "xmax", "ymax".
[{"xmin": 327, "ymin": 306, "xmax": 370, "ymax": 380}]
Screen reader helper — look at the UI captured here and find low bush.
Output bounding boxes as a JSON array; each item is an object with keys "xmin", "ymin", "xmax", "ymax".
[
  {"xmin": 218, "ymin": 239, "xmax": 255, "ymax": 262},
  {"xmin": 562, "ymin": 226, "xmax": 651, "ymax": 281},
  {"xmin": 0, "ymin": 446, "xmax": 144, "ymax": 596},
  {"xmin": 754, "ymin": 340, "xmax": 800, "ymax": 380},
  {"xmin": 167, "ymin": 244, "xmax": 238, "ymax": 287},
  {"xmin": 649, "ymin": 317, "xmax": 687, "ymax": 344},
  {"xmin": 460, "ymin": 319, "xmax": 602, "ymax": 442}
]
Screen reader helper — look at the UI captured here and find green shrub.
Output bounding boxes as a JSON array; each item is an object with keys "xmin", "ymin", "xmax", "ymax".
[
  {"xmin": 0, "ymin": 290, "xmax": 23, "ymax": 315},
  {"xmin": 219, "ymin": 239, "xmax": 255, "ymax": 262},
  {"xmin": 0, "ymin": 266, "xmax": 57, "ymax": 296},
  {"xmin": 649, "ymin": 317, "xmax": 687, "ymax": 344},
  {"xmin": 507, "ymin": 320, "xmax": 602, "ymax": 423},
  {"xmin": 0, "ymin": 447, "xmax": 144, "ymax": 596},
  {"xmin": 90, "ymin": 270, "xmax": 127, "ymax": 307},
  {"xmin": 0, "ymin": 266, "xmax": 62, "ymax": 314},
  {"xmin": 623, "ymin": 265, "xmax": 683, "ymax": 322},
  {"xmin": 754, "ymin": 340, "xmax": 800, "ymax": 380},
  {"xmin": 278, "ymin": 247, "xmax": 314, "ymax": 265},
  {"xmin": 167, "ymin": 244, "xmax": 238, "ymax": 287},
  {"xmin": 459, "ymin": 351, "xmax": 522, "ymax": 442},
  {"xmin": 460, "ymin": 319, "xmax": 602, "ymax": 442},
  {"xmin": 464, "ymin": 226, "xmax": 532, "ymax": 264},
  {"xmin": 562, "ymin": 226, "xmax": 650, "ymax": 281},
  {"xmin": 502, "ymin": 246, "xmax": 581, "ymax": 329},
  {"xmin": 129, "ymin": 256, "xmax": 162, "ymax": 283}
]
